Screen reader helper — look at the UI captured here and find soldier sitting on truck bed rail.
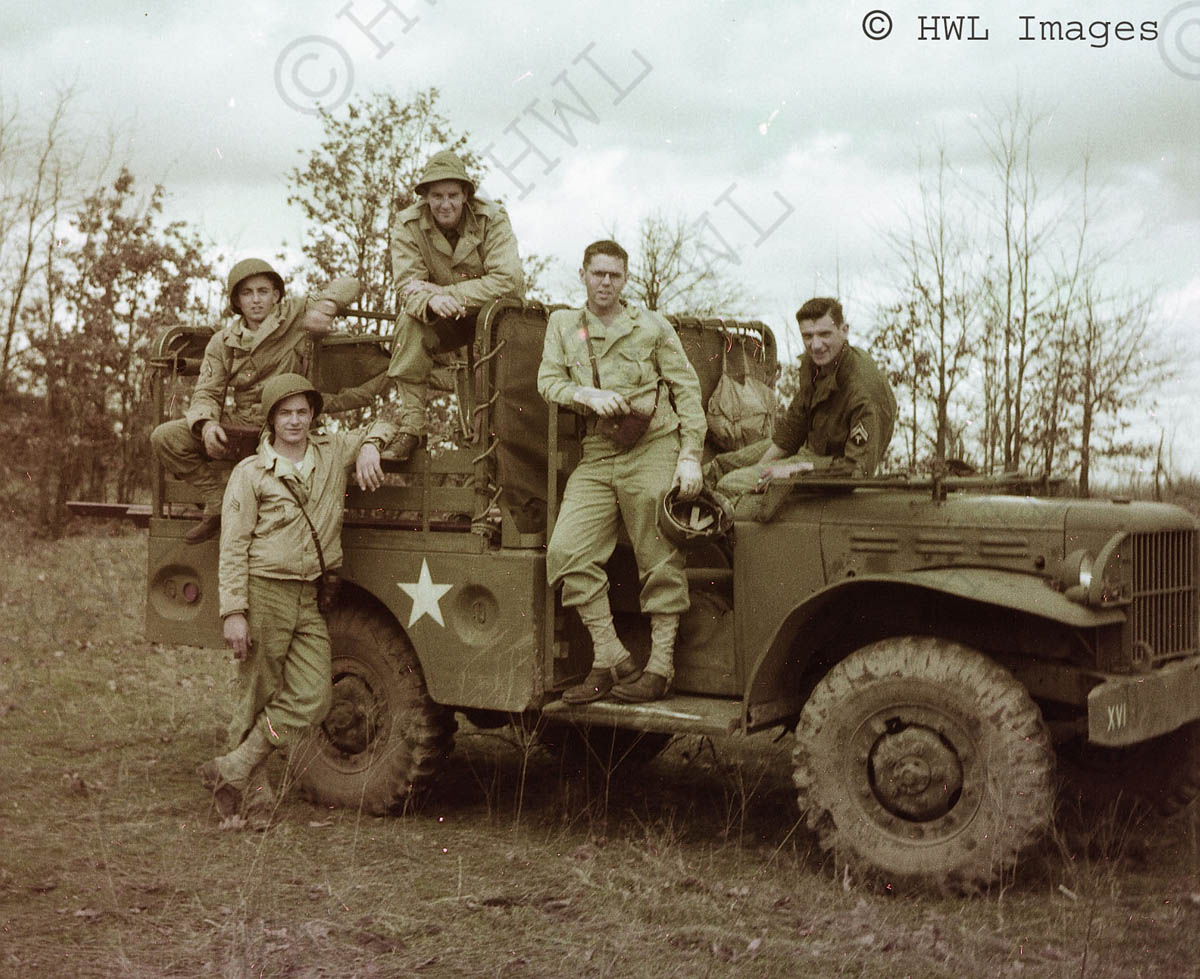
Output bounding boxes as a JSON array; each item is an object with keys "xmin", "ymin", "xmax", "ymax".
[
  {"xmin": 387, "ymin": 149, "xmax": 524, "ymax": 460},
  {"xmin": 150, "ymin": 259, "xmax": 389, "ymax": 544},
  {"xmin": 538, "ymin": 239, "xmax": 706, "ymax": 704},
  {"xmin": 706, "ymin": 297, "xmax": 896, "ymax": 501}
]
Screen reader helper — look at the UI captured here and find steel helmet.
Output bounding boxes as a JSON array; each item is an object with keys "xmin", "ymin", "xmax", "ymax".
[
  {"xmin": 227, "ymin": 258, "xmax": 285, "ymax": 315},
  {"xmin": 261, "ymin": 372, "xmax": 323, "ymax": 423},
  {"xmin": 658, "ymin": 486, "xmax": 734, "ymax": 548}
]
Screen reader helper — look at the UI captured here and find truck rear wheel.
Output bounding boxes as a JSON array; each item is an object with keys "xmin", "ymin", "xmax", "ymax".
[
  {"xmin": 291, "ymin": 604, "xmax": 455, "ymax": 814},
  {"xmin": 792, "ymin": 636, "xmax": 1054, "ymax": 892},
  {"xmin": 1058, "ymin": 720, "xmax": 1200, "ymax": 817}
]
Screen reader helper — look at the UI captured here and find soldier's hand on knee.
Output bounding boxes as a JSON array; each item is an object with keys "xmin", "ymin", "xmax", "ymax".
[
  {"xmin": 202, "ymin": 421, "xmax": 229, "ymax": 459},
  {"xmin": 672, "ymin": 458, "xmax": 703, "ymax": 500},
  {"xmin": 302, "ymin": 299, "xmax": 338, "ymax": 336},
  {"xmin": 355, "ymin": 444, "xmax": 384, "ymax": 492},
  {"xmin": 223, "ymin": 613, "xmax": 252, "ymax": 662}
]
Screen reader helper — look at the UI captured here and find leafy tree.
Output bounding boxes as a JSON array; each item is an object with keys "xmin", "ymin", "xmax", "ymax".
[
  {"xmin": 25, "ymin": 167, "xmax": 213, "ymax": 534},
  {"xmin": 287, "ymin": 88, "xmax": 476, "ymax": 315}
]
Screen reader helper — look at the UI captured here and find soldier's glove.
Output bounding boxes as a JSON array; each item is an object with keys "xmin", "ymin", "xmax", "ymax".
[
  {"xmin": 573, "ymin": 386, "xmax": 630, "ymax": 418},
  {"xmin": 672, "ymin": 458, "xmax": 703, "ymax": 500}
]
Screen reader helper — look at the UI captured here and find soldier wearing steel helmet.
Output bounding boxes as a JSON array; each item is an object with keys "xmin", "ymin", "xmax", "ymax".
[
  {"xmin": 387, "ymin": 149, "xmax": 524, "ymax": 458},
  {"xmin": 151, "ymin": 259, "xmax": 380, "ymax": 543},
  {"xmin": 199, "ymin": 372, "xmax": 398, "ymax": 824},
  {"xmin": 538, "ymin": 239, "xmax": 705, "ymax": 704}
]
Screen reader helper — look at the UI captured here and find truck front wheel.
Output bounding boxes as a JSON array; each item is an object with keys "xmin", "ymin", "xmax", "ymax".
[
  {"xmin": 291, "ymin": 604, "xmax": 456, "ymax": 814},
  {"xmin": 792, "ymin": 636, "xmax": 1054, "ymax": 892}
]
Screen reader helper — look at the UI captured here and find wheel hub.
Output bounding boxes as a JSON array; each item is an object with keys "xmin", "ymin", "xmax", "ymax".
[
  {"xmin": 869, "ymin": 723, "xmax": 964, "ymax": 821},
  {"xmin": 322, "ymin": 674, "xmax": 379, "ymax": 755}
]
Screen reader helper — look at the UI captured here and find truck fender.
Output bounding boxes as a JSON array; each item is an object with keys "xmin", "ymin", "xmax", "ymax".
[{"xmin": 743, "ymin": 568, "xmax": 1125, "ymax": 732}]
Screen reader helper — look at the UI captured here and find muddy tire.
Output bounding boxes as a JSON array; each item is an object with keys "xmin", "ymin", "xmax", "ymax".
[
  {"xmin": 792, "ymin": 636, "xmax": 1054, "ymax": 892},
  {"xmin": 1058, "ymin": 721, "xmax": 1200, "ymax": 818},
  {"xmin": 291, "ymin": 604, "xmax": 455, "ymax": 814}
]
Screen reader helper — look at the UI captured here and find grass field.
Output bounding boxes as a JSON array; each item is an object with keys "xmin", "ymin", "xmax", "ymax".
[{"xmin": 4, "ymin": 522, "xmax": 1200, "ymax": 978}]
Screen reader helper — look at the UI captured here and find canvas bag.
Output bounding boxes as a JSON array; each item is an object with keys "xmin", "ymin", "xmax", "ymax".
[{"xmin": 706, "ymin": 334, "xmax": 775, "ymax": 451}]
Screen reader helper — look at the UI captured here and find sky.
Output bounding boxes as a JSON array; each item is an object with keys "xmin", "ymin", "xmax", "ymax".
[{"xmin": 3, "ymin": 0, "xmax": 1199, "ymax": 474}]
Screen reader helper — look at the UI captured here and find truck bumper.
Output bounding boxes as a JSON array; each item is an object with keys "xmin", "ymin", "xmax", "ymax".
[{"xmin": 1088, "ymin": 658, "xmax": 1200, "ymax": 746}]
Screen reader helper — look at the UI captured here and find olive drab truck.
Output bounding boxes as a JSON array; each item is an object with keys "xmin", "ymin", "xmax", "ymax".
[{"xmin": 145, "ymin": 300, "xmax": 1200, "ymax": 891}]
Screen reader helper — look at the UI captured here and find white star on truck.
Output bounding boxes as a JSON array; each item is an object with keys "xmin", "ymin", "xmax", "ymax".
[{"xmin": 397, "ymin": 558, "xmax": 452, "ymax": 627}]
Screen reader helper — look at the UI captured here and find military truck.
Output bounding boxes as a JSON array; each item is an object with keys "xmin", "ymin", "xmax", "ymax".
[{"xmin": 145, "ymin": 300, "xmax": 1200, "ymax": 891}]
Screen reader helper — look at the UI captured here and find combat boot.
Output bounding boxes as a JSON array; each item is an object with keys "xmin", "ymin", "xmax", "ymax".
[
  {"xmin": 613, "ymin": 613, "xmax": 677, "ymax": 703},
  {"xmin": 198, "ymin": 725, "xmax": 275, "ymax": 817},
  {"xmin": 562, "ymin": 596, "xmax": 641, "ymax": 704}
]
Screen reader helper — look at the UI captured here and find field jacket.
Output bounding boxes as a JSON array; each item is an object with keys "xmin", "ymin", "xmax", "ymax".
[
  {"xmin": 772, "ymin": 344, "xmax": 897, "ymax": 476},
  {"xmin": 391, "ymin": 196, "xmax": 523, "ymax": 321},
  {"xmin": 538, "ymin": 304, "xmax": 706, "ymax": 464},
  {"xmin": 185, "ymin": 277, "xmax": 361, "ymax": 433},
  {"xmin": 218, "ymin": 421, "xmax": 396, "ymax": 618}
]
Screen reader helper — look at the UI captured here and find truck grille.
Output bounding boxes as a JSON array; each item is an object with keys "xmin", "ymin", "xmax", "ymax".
[{"xmin": 1131, "ymin": 530, "xmax": 1198, "ymax": 664}]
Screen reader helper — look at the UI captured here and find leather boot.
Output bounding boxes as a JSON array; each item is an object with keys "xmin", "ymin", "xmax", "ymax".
[
  {"xmin": 392, "ymin": 433, "xmax": 420, "ymax": 461},
  {"xmin": 613, "ymin": 613, "xmax": 677, "ymax": 703},
  {"xmin": 198, "ymin": 726, "xmax": 275, "ymax": 816},
  {"xmin": 562, "ymin": 655, "xmax": 641, "ymax": 705}
]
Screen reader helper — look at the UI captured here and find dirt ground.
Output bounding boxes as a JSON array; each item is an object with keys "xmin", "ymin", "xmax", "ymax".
[{"xmin": 4, "ymin": 523, "xmax": 1200, "ymax": 978}]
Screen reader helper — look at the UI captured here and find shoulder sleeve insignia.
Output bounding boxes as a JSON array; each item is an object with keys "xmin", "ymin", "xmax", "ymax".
[{"xmin": 850, "ymin": 422, "xmax": 870, "ymax": 446}]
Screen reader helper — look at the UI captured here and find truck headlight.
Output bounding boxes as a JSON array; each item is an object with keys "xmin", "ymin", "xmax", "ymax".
[
  {"xmin": 1059, "ymin": 534, "xmax": 1129, "ymax": 607},
  {"xmin": 1058, "ymin": 549, "xmax": 1094, "ymax": 601}
]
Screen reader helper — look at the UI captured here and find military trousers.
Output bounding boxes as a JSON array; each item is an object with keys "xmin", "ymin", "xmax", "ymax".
[
  {"xmin": 547, "ymin": 431, "xmax": 689, "ymax": 615},
  {"xmin": 387, "ymin": 311, "xmax": 476, "ymax": 436},
  {"xmin": 708, "ymin": 437, "xmax": 825, "ymax": 498},
  {"xmin": 150, "ymin": 414, "xmax": 256, "ymax": 513},
  {"xmin": 227, "ymin": 575, "xmax": 332, "ymax": 752}
]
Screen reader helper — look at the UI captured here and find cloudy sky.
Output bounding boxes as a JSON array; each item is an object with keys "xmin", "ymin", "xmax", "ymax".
[{"xmin": 5, "ymin": 0, "xmax": 1199, "ymax": 472}]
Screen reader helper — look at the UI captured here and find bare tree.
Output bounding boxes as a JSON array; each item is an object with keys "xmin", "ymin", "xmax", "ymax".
[
  {"xmin": 976, "ymin": 97, "xmax": 1060, "ymax": 472},
  {"xmin": 883, "ymin": 143, "xmax": 980, "ymax": 468},
  {"xmin": 619, "ymin": 212, "xmax": 747, "ymax": 315},
  {"xmin": 0, "ymin": 88, "xmax": 76, "ymax": 397},
  {"xmin": 1072, "ymin": 287, "xmax": 1167, "ymax": 497}
]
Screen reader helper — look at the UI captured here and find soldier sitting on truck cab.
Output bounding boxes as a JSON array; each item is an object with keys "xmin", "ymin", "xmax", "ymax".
[
  {"xmin": 150, "ymin": 259, "xmax": 389, "ymax": 545},
  {"xmin": 707, "ymin": 297, "xmax": 897, "ymax": 499}
]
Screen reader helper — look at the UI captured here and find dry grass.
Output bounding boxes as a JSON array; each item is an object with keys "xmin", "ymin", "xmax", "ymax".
[{"xmin": 4, "ymin": 521, "xmax": 1200, "ymax": 977}]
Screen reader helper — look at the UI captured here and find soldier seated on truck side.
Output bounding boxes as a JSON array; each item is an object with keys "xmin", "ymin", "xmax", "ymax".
[
  {"xmin": 150, "ymin": 258, "xmax": 390, "ymax": 544},
  {"xmin": 386, "ymin": 149, "xmax": 525, "ymax": 461},
  {"xmin": 705, "ymin": 297, "xmax": 896, "ymax": 500}
]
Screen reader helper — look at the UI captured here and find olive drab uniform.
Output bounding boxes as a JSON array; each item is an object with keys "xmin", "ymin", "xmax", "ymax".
[
  {"xmin": 539, "ymin": 304, "xmax": 706, "ymax": 621},
  {"xmin": 711, "ymin": 343, "xmax": 897, "ymax": 497},
  {"xmin": 150, "ymin": 276, "xmax": 368, "ymax": 516},
  {"xmin": 218, "ymin": 410, "xmax": 397, "ymax": 753},
  {"xmin": 387, "ymin": 160, "xmax": 524, "ymax": 437}
]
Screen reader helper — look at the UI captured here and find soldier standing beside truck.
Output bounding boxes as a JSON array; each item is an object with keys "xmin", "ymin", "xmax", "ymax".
[
  {"xmin": 708, "ymin": 297, "xmax": 897, "ymax": 497},
  {"xmin": 538, "ymin": 239, "xmax": 706, "ymax": 704},
  {"xmin": 387, "ymin": 149, "xmax": 524, "ymax": 459},
  {"xmin": 150, "ymin": 259, "xmax": 372, "ymax": 544},
  {"xmin": 199, "ymin": 373, "xmax": 398, "ymax": 822}
]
